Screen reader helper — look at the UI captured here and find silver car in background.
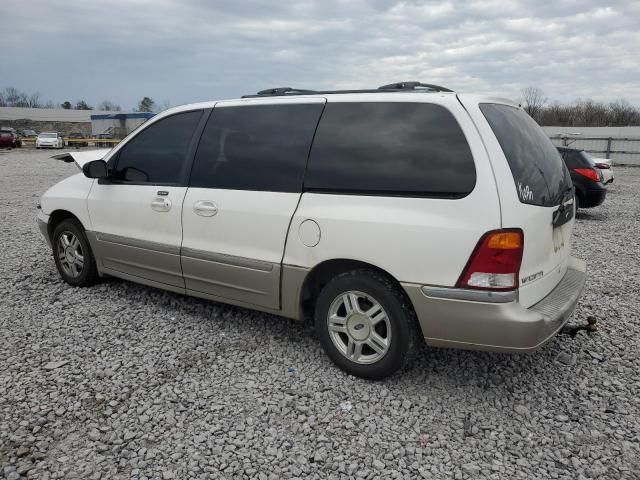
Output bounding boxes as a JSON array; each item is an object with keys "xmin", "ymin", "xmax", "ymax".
[
  {"xmin": 592, "ymin": 157, "xmax": 614, "ymax": 184},
  {"xmin": 36, "ymin": 132, "xmax": 65, "ymax": 149}
]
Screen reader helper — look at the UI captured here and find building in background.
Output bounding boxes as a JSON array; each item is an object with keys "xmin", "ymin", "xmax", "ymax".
[
  {"xmin": 90, "ymin": 112, "xmax": 155, "ymax": 139},
  {"xmin": 0, "ymin": 108, "xmax": 156, "ymax": 139},
  {"xmin": 0, "ymin": 107, "xmax": 104, "ymax": 136}
]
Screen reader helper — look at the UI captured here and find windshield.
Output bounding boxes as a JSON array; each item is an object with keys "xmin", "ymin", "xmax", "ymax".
[
  {"xmin": 40, "ymin": 133, "xmax": 57, "ymax": 138},
  {"xmin": 480, "ymin": 104, "xmax": 572, "ymax": 207}
]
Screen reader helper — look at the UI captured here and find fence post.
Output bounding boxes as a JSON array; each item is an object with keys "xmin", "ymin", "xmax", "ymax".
[{"xmin": 606, "ymin": 137, "xmax": 612, "ymax": 159}]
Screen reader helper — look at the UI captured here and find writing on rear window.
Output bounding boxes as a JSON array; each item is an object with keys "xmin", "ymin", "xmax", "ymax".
[
  {"xmin": 518, "ymin": 182, "xmax": 534, "ymax": 202},
  {"xmin": 480, "ymin": 103, "xmax": 571, "ymax": 207}
]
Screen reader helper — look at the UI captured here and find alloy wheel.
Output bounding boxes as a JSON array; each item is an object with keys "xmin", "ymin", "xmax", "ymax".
[
  {"xmin": 327, "ymin": 290, "xmax": 392, "ymax": 364},
  {"xmin": 57, "ymin": 231, "xmax": 84, "ymax": 278}
]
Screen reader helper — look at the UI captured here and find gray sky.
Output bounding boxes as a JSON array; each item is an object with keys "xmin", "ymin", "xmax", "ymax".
[{"xmin": 4, "ymin": 0, "xmax": 640, "ymax": 110}]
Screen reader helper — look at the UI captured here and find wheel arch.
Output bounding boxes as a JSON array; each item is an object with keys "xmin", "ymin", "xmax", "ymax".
[
  {"xmin": 297, "ymin": 258, "xmax": 414, "ymax": 321},
  {"xmin": 47, "ymin": 209, "xmax": 85, "ymax": 240}
]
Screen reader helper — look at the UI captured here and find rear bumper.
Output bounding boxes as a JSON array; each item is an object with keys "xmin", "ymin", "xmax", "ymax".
[
  {"xmin": 601, "ymin": 172, "xmax": 614, "ymax": 184},
  {"xmin": 580, "ymin": 185, "xmax": 607, "ymax": 208},
  {"xmin": 403, "ymin": 257, "xmax": 587, "ymax": 353}
]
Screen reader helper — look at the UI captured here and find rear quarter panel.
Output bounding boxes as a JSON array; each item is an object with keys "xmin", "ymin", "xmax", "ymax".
[
  {"xmin": 284, "ymin": 94, "xmax": 501, "ymax": 286},
  {"xmin": 459, "ymin": 95, "xmax": 574, "ymax": 307}
]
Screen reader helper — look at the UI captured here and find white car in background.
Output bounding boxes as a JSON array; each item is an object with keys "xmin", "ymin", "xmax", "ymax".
[
  {"xmin": 592, "ymin": 157, "xmax": 614, "ymax": 184},
  {"xmin": 36, "ymin": 132, "xmax": 65, "ymax": 149}
]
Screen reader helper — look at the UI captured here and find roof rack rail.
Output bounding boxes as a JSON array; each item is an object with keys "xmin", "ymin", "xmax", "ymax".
[
  {"xmin": 250, "ymin": 87, "xmax": 318, "ymax": 97},
  {"xmin": 242, "ymin": 82, "xmax": 454, "ymax": 98},
  {"xmin": 378, "ymin": 81, "xmax": 454, "ymax": 93}
]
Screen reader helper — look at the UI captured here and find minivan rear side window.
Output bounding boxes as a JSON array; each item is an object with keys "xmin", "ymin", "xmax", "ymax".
[
  {"xmin": 190, "ymin": 103, "xmax": 324, "ymax": 193},
  {"xmin": 480, "ymin": 104, "xmax": 571, "ymax": 207},
  {"xmin": 305, "ymin": 102, "xmax": 476, "ymax": 197}
]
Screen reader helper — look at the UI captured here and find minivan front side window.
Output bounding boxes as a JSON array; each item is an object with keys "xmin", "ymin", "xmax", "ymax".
[{"xmin": 113, "ymin": 110, "xmax": 203, "ymax": 184}]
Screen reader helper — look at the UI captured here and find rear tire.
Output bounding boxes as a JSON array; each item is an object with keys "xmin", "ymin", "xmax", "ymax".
[
  {"xmin": 314, "ymin": 269, "xmax": 419, "ymax": 380},
  {"xmin": 52, "ymin": 219, "xmax": 99, "ymax": 287}
]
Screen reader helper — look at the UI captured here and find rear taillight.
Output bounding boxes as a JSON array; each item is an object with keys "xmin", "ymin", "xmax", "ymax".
[
  {"xmin": 574, "ymin": 168, "xmax": 600, "ymax": 182},
  {"xmin": 595, "ymin": 162, "xmax": 610, "ymax": 169},
  {"xmin": 456, "ymin": 229, "xmax": 524, "ymax": 291}
]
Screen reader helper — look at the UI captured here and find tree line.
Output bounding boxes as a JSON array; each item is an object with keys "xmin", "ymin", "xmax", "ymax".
[
  {"xmin": 520, "ymin": 87, "xmax": 640, "ymax": 126},
  {"xmin": 3, "ymin": 84, "xmax": 639, "ymax": 125},
  {"xmin": 0, "ymin": 87, "xmax": 164, "ymax": 113}
]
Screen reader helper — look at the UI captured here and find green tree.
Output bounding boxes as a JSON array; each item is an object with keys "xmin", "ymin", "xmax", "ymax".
[
  {"xmin": 136, "ymin": 96, "xmax": 156, "ymax": 112},
  {"xmin": 75, "ymin": 100, "xmax": 93, "ymax": 110},
  {"xmin": 61, "ymin": 101, "xmax": 72, "ymax": 110}
]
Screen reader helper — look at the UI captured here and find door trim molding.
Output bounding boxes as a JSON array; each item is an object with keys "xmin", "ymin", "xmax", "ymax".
[
  {"xmin": 95, "ymin": 232, "xmax": 181, "ymax": 255},
  {"xmin": 94, "ymin": 232, "xmax": 275, "ymax": 272},
  {"xmin": 181, "ymin": 247, "xmax": 274, "ymax": 272}
]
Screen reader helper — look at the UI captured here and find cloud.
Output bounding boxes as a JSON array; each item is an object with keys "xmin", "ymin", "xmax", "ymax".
[{"xmin": 4, "ymin": 0, "xmax": 640, "ymax": 109}]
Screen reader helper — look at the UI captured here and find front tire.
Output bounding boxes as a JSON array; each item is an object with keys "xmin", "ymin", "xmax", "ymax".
[
  {"xmin": 314, "ymin": 269, "xmax": 419, "ymax": 380},
  {"xmin": 52, "ymin": 219, "xmax": 99, "ymax": 287}
]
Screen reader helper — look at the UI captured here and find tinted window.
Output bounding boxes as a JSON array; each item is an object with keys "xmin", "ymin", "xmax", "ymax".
[
  {"xmin": 558, "ymin": 148, "xmax": 591, "ymax": 169},
  {"xmin": 305, "ymin": 102, "xmax": 475, "ymax": 196},
  {"xmin": 190, "ymin": 103, "xmax": 324, "ymax": 192},
  {"xmin": 580, "ymin": 150, "xmax": 597, "ymax": 167},
  {"xmin": 481, "ymin": 104, "xmax": 572, "ymax": 207},
  {"xmin": 114, "ymin": 110, "xmax": 203, "ymax": 184}
]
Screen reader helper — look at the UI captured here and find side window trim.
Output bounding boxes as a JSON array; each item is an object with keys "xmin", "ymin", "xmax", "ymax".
[
  {"xmin": 301, "ymin": 187, "xmax": 470, "ymax": 199},
  {"xmin": 179, "ymin": 107, "xmax": 214, "ymax": 186},
  {"xmin": 107, "ymin": 108, "xmax": 209, "ymax": 187},
  {"xmin": 300, "ymin": 101, "xmax": 327, "ymax": 191}
]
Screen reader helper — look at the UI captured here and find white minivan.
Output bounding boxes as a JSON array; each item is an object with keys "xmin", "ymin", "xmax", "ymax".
[{"xmin": 38, "ymin": 82, "xmax": 585, "ymax": 379}]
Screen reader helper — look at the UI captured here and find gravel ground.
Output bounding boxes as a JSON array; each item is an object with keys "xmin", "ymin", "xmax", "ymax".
[{"xmin": 1, "ymin": 148, "xmax": 639, "ymax": 480}]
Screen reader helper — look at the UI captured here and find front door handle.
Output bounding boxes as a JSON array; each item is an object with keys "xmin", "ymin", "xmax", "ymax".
[
  {"xmin": 151, "ymin": 197, "xmax": 171, "ymax": 212},
  {"xmin": 193, "ymin": 200, "xmax": 218, "ymax": 217}
]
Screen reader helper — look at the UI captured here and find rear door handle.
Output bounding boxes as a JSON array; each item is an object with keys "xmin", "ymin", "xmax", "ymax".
[
  {"xmin": 151, "ymin": 197, "xmax": 171, "ymax": 212},
  {"xmin": 193, "ymin": 200, "xmax": 218, "ymax": 217}
]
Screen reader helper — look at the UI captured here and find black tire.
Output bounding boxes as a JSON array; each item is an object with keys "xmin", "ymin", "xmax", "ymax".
[
  {"xmin": 575, "ymin": 194, "xmax": 580, "ymax": 212},
  {"xmin": 314, "ymin": 269, "xmax": 420, "ymax": 380},
  {"xmin": 52, "ymin": 219, "xmax": 99, "ymax": 287}
]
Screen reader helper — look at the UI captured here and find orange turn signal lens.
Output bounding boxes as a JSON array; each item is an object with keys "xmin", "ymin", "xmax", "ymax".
[{"xmin": 487, "ymin": 232, "xmax": 523, "ymax": 250}]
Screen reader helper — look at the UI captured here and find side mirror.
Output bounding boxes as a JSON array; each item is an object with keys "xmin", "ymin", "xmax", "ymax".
[{"xmin": 82, "ymin": 159, "xmax": 109, "ymax": 179}]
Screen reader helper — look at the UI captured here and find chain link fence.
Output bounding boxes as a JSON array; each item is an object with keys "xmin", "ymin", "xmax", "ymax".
[{"xmin": 548, "ymin": 135, "xmax": 640, "ymax": 165}]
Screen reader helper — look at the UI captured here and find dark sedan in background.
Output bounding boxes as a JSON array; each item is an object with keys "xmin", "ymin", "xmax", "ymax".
[{"xmin": 557, "ymin": 146, "xmax": 607, "ymax": 210}]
